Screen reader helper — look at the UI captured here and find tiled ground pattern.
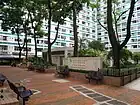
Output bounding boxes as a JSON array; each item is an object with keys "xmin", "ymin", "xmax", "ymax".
[
  {"xmin": 0, "ymin": 66, "xmax": 140, "ymax": 105},
  {"xmin": 70, "ymin": 85, "xmax": 129, "ymax": 105}
]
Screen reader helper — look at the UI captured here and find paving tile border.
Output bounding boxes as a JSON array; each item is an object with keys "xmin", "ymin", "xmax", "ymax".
[
  {"xmin": 30, "ymin": 89, "xmax": 41, "ymax": 95},
  {"xmin": 70, "ymin": 85, "xmax": 130, "ymax": 105}
]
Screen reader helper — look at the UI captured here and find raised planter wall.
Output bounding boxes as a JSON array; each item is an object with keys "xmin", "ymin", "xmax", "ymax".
[
  {"xmin": 69, "ymin": 71, "xmax": 140, "ymax": 87},
  {"xmin": 103, "ymin": 76, "xmax": 122, "ymax": 87},
  {"xmin": 104, "ymin": 73, "xmax": 140, "ymax": 87}
]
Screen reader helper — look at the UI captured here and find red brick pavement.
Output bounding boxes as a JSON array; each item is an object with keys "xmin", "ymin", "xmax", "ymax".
[{"xmin": 0, "ymin": 66, "xmax": 140, "ymax": 105}]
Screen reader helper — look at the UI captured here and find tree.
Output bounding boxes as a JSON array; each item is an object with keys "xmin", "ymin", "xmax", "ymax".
[
  {"xmin": 91, "ymin": 0, "xmax": 136, "ymax": 68},
  {"xmin": 88, "ymin": 40, "xmax": 105, "ymax": 51},
  {"xmin": 46, "ymin": 0, "xmax": 73, "ymax": 64},
  {"xmin": 71, "ymin": 0, "xmax": 90, "ymax": 57},
  {"xmin": 26, "ymin": 0, "xmax": 46, "ymax": 58},
  {"xmin": 107, "ymin": 0, "xmax": 136, "ymax": 69},
  {"xmin": 78, "ymin": 37, "xmax": 88, "ymax": 50},
  {"xmin": 132, "ymin": 52, "xmax": 140, "ymax": 64},
  {"xmin": 107, "ymin": 49, "xmax": 132, "ymax": 67},
  {"xmin": 0, "ymin": 0, "xmax": 27, "ymax": 62}
]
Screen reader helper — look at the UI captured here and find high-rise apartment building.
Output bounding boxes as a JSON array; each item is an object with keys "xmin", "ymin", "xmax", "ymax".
[
  {"xmin": 1, "ymin": 0, "xmax": 140, "ymax": 58},
  {"xmin": 97, "ymin": 0, "xmax": 140, "ymax": 52},
  {"xmin": 0, "ymin": 4, "xmax": 97, "ymax": 57}
]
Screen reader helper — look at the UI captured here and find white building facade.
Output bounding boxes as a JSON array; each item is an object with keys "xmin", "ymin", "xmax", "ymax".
[
  {"xmin": 0, "ymin": 4, "xmax": 97, "ymax": 57},
  {"xmin": 97, "ymin": 0, "xmax": 140, "ymax": 52},
  {"xmin": 1, "ymin": 0, "xmax": 140, "ymax": 58}
]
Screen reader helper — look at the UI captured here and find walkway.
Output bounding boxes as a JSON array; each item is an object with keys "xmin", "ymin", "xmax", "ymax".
[
  {"xmin": 124, "ymin": 77, "xmax": 140, "ymax": 91},
  {"xmin": 0, "ymin": 66, "xmax": 140, "ymax": 105}
]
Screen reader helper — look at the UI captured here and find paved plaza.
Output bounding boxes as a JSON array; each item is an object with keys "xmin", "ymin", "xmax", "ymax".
[{"xmin": 0, "ymin": 66, "xmax": 140, "ymax": 105}]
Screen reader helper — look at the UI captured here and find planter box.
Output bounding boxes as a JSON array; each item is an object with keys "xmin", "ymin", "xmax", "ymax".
[
  {"xmin": 104, "ymin": 73, "xmax": 140, "ymax": 87},
  {"xmin": 103, "ymin": 76, "xmax": 122, "ymax": 87}
]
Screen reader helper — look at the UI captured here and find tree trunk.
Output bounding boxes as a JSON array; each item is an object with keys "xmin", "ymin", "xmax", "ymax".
[
  {"xmin": 16, "ymin": 29, "xmax": 22, "ymax": 63},
  {"xmin": 34, "ymin": 32, "xmax": 37, "ymax": 58},
  {"xmin": 73, "ymin": 4, "xmax": 78, "ymax": 57},
  {"xmin": 112, "ymin": 44, "xmax": 120, "ymax": 69},
  {"xmin": 107, "ymin": 0, "xmax": 120, "ymax": 69},
  {"xmin": 24, "ymin": 25, "xmax": 28, "ymax": 61},
  {"xmin": 19, "ymin": 49, "xmax": 22, "ymax": 62},
  {"xmin": 136, "ymin": 59, "xmax": 138, "ymax": 64},
  {"xmin": 120, "ymin": 0, "xmax": 135, "ymax": 49},
  {"xmin": 51, "ymin": 22, "xmax": 60, "ymax": 45},
  {"xmin": 25, "ymin": 35, "xmax": 28, "ymax": 61},
  {"xmin": 29, "ymin": 11, "xmax": 37, "ymax": 58},
  {"xmin": 47, "ymin": 0, "xmax": 52, "ymax": 64}
]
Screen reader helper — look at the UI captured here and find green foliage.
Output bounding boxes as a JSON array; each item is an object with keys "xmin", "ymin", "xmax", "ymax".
[
  {"xmin": 78, "ymin": 37, "xmax": 88, "ymax": 50},
  {"xmin": 0, "ymin": 61, "xmax": 11, "ymax": 65},
  {"xmin": 69, "ymin": 69, "xmax": 89, "ymax": 73},
  {"xmin": 107, "ymin": 49, "xmax": 132, "ymax": 60},
  {"xmin": 132, "ymin": 52, "xmax": 140, "ymax": 64},
  {"xmin": 0, "ymin": 0, "xmax": 32, "ymax": 61},
  {"xmin": 88, "ymin": 40, "xmax": 105, "ymax": 51},
  {"xmin": 79, "ymin": 49, "xmax": 105, "ymax": 57},
  {"xmin": 107, "ymin": 49, "xmax": 132, "ymax": 67},
  {"xmin": 42, "ymin": 52, "xmax": 47, "ymax": 62}
]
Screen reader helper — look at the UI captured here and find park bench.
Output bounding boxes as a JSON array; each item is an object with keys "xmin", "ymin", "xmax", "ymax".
[
  {"xmin": 56, "ymin": 66, "xmax": 69, "ymax": 78},
  {"xmin": 85, "ymin": 70, "xmax": 103, "ymax": 84},
  {"xmin": 11, "ymin": 62, "xmax": 16, "ymax": 67},
  {"xmin": 0, "ymin": 73, "xmax": 7, "ymax": 86},
  {"xmin": 7, "ymin": 80, "xmax": 33, "ymax": 105}
]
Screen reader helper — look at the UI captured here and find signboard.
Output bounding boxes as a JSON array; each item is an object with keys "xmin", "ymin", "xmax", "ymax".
[{"xmin": 63, "ymin": 57, "xmax": 103, "ymax": 71}]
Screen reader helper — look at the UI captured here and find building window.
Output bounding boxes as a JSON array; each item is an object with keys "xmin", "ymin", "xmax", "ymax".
[
  {"xmin": 44, "ymin": 41, "xmax": 48, "ymax": 44},
  {"xmin": 3, "ymin": 36, "xmax": 7, "ymax": 41},
  {"xmin": 70, "ymin": 37, "xmax": 74, "ymax": 40},
  {"xmin": 82, "ymin": 15, "xmax": 85, "ymax": 18},
  {"xmin": 82, "ymin": 21, "xmax": 85, "ymax": 24},
  {"xmin": 61, "ymin": 36, "xmax": 66, "ymax": 40},
  {"xmin": 61, "ymin": 43, "xmax": 66, "ymax": 46},
  {"xmin": 137, "ymin": 13, "xmax": 140, "ymax": 16},
  {"xmin": 137, "ymin": 7, "xmax": 140, "ymax": 10},
  {"xmin": 122, "ymin": 28, "xmax": 125, "ymax": 31},
  {"xmin": 92, "ymin": 30, "xmax": 95, "ymax": 32},
  {"xmin": 23, "ymin": 47, "xmax": 31, "ymax": 51},
  {"xmin": 28, "ymin": 48, "xmax": 31, "ymax": 51},
  {"xmin": 87, "ymin": 17, "xmax": 90, "ymax": 20},
  {"xmin": 37, "ymin": 48, "xmax": 43, "ymax": 52},
  {"xmin": 37, "ymin": 40, "xmax": 39, "ymax": 44},
  {"xmin": 122, "ymin": 16, "xmax": 126, "ymax": 20},
  {"xmin": 132, "ymin": 45, "xmax": 137, "ymax": 48},
  {"xmin": 86, "ymin": 28, "xmax": 90, "ymax": 31},
  {"xmin": 55, "ymin": 42, "xmax": 60, "ymax": 45},
  {"xmin": 92, "ymin": 35, "xmax": 95, "ymax": 38},
  {"xmin": 28, "ymin": 39, "xmax": 31, "ymax": 43},
  {"xmin": 86, "ymin": 34, "xmax": 89, "ymax": 37},
  {"xmin": 62, "ymin": 29, "xmax": 66, "ymax": 32},
  {"xmin": 122, "ymin": 0, "xmax": 125, "ymax": 3},
  {"xmin": 82, "ymin": 27, "xmax": 85, "ymax": 30},
  {"xmin": 15, "ymin": 38, "xmax": 22, "ymax": 42},
  {"xmin": 70, "ymin": 30, "xmax": 72, "ymax": 33},
  {"xmin": 98, "ymin": 33, "xmax": 101, "ymax": 35},
  {"xmin": 14, "ymin": 46, "xmax": 19, "ymax": 51},
  {"xmin": 132, "ymin": 20, "xmax": 137, "ymax": 23},
  {"xmin": 58, "ymin": 35, "xmax": 60, "ymax": 38},
  {"xmin": 98, "ymin": 38, "xmax": 101, "ymax": 41}
]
